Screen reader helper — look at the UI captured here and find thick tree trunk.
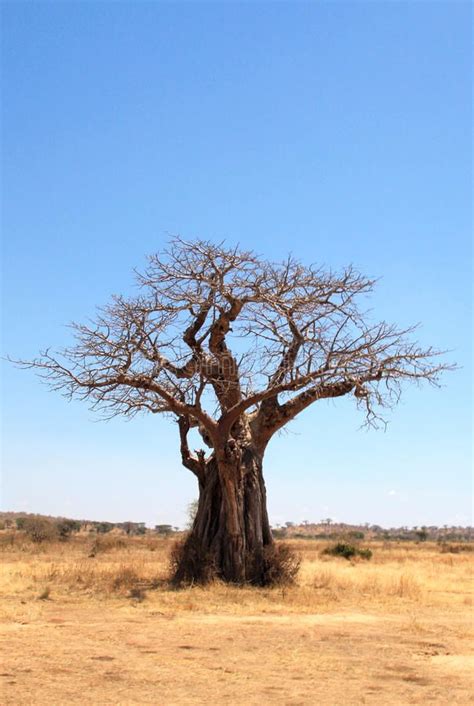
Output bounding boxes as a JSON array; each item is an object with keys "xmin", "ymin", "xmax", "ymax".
[{"xmin": 173, "ymin": 444, "xmax": 275, "ymax": 585}]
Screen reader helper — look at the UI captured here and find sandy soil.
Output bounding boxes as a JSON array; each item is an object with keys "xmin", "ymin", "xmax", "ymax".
[
  {"xmin": 2, "ymin": 600, "xmax": 472, "ymax": 704},
  {"xmin": 0, "ymin": 537, "xmax": 472, "ymax": 705}
]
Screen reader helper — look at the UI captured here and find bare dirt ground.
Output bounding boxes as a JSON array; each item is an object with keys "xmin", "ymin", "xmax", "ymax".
[{"xmin": 1, "ymin": 536, "xmax": 472, "ymax": 705}]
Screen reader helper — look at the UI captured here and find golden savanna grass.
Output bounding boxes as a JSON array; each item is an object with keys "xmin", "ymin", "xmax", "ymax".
[{"xmin": 1, "ymin": 533, "xmax": 473, "ymax": 705}]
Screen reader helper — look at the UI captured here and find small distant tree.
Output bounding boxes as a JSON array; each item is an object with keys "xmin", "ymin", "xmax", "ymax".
[
  {"xmin": 14, "ymin": 239, "xmax": 452, "ymax": 584},
  {"xmin": 348, "ymin": 530, "xmax": 365, "ymax": 540},
  {"xmin": 121, "ymin": 522, "xmax": 135, "ymax": 536},
  {"xmin": 416, "ymin": 527, "xmax": 428, "ymax": 542},
  {"xmin": 155, "ymin": 524, "xmax": 173, "ymax": 536},
  {"xmin": 56, "ymin": 519, "xmax": 81, "ymax": 541},
  {"xmin": 23, "ymin": 517, "xmax": 57, "ymax": 543},
  {"xmin": 96, "ymin": 522, "xmax": 113, "ymax": 534},
  {"xmin": 271, "ymin": 527, "xmax": 287, "ymax": 539}
]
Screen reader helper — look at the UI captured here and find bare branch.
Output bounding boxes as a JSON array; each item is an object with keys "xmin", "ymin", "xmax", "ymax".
[
  {"xmin": 177, "ymin": 416, "xmax": 208, "ymax": 482},
  {"xmin": 12, "ymin": 238, "xmax": 454, "ymax": 452}
]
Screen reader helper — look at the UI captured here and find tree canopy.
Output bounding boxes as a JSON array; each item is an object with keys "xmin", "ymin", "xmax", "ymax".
[{"xmin": 20, "ymin": 238, "xmax": 449, "ymax": 441}]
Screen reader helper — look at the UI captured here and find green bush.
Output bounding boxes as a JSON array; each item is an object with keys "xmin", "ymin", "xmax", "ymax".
[
  {"xmin": 357, "ymin": 547, "xmax": 373, "ymax": 560},
  {"xmin": 322, "ymin": 542, "xmax": 372, "ymax": 561},
  {"xmin": 415, "ymin": 528, "xmax": 428, "ymax": 542},
  {"xmin": 96, "ymin": 522, "xmax": 114, "ymax": 534},
  {"xmin": 56, "ymin": 519, "xmax": 81, "ymax": 541},
  {"xmin": 348, "ymin": 530, "xmax": 365, "ymax": 540}
]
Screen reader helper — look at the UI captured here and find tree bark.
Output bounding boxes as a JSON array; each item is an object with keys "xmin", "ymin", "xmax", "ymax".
[{"xmin": 172, "ymin": 443, "xmax": 274, "ymax": 585}]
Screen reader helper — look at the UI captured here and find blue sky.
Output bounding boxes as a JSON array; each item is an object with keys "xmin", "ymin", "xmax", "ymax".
[{"xmin": 2, "ymin": 1, "xmax": 471, "ymax": 528}]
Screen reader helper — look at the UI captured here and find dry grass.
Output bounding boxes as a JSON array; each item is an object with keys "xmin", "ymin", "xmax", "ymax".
[{"xmin": 1, "ymin": 533, "xmax": 473, "ymax": 704}]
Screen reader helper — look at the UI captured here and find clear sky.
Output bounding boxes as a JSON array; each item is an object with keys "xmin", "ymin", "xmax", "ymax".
[{"xmin": 1, "ymin": 1, "xmax": 471, "ymax": 529}]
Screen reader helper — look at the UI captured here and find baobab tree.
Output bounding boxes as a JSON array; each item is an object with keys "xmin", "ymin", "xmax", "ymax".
[{"xmin": 16, "ymin": 239, "xmax": 451, "ymax": 584}]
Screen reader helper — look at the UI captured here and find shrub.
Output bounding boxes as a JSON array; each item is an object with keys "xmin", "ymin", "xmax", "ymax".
[
  {"xmin": 112, "ymin": 566, "xmax": 141, "ymax": 592},
  {"xmin": 37, "ymin": 586, "xmax": 51, "ymax": 600},
  {"xmin": 0, "ymin": 531, "xmax": 16, "ymax": 548},
  {"xmin": 170, "ymin": 536, "xmax": 216, "ymax": 586},
  {"xmin": 56, "ymin": 519, "xmax": 81, "ymax": 541},
  {"xmin": 439, "ymin": 542, "xmax": 474, "ymax": 554},
  {"xmin": 323, "ymin": 542, "xmax": 357, "ymax": 559},
  {"xmin": 271, "ymin": 528, "xmax": 287, "ymax": 539},
  {"xmin": 121, "ymin": 522, "xmax": 146, "ymax": 536},
  {"xmin": 170, "ymin": 538, "xmax": 300, "ymax": 587},
  {"xmin": 348, "ymin": 530, "xmax": 365, "ymax": 540},
  {"xmin": 23, "ymin": 517, "xmax": 57, "ymax": 543},
  {"xmin": 322, "ymin": 542, "xmax": 372, "ymax": 561},
  {"xmin": 96, "ymin": 522, "xmax": 114, "ymax": 534},
  {"xmin": 88, "ymin": 535, "xmax": 127, "ymax": 556},
  {"xmin": 415, "ymin": 528, "xmax": 428, "ymax": 542},
  {"xmin": 128, "ymin": 586, "xmax": 146, "ymax": 601},
  {"xmin": 357, "ymin": 547, "xmax": 373, "ymax": 560},
  {"xmin": 259, "ymin": 543, "xmax": 301, "ymax": 586}
]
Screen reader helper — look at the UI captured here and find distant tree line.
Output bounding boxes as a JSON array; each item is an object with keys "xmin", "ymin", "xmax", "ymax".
[
  {"xmin": 271, "ymin": 522, "xmax": 474, "ymax": 543},
  {"xmin": 0, "ymin": 513, "xmax": 472, "ymax": 544},
  {"xmin": 0, "ymin": 514, "xmax": 182, "ymax": 541}
]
